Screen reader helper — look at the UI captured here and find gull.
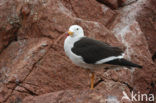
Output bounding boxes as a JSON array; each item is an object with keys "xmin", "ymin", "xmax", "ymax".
[{"xmin": 64, "ymin": 25, "xmax": 142, "ymax": 89}]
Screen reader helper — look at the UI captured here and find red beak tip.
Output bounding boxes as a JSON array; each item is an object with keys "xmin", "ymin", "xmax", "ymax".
[{"xmin": 65, "ymin": 32, "xmax": 69, "ymax": 36}]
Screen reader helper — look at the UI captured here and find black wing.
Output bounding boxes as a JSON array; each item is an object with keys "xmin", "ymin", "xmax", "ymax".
[
  {"xmin": 71, "ymin": 37, "xmax": 123, "ymax": 64},
  {"xmin": 105, "ymin": 58, "xmax": 142, "ymax": 68}
]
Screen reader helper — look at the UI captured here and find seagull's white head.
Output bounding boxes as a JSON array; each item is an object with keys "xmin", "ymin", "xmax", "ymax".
[{"xmin": 66, "ymin": 25, "xmax": 84, "ymax": 37}]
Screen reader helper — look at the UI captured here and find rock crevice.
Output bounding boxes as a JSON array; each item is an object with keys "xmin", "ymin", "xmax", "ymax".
[{"xmin": 0, "ymin": 0, "xmax": 155, "ymax": 103}]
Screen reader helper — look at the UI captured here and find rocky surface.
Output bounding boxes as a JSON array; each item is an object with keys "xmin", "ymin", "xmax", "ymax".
[
  {"xmin": 137, "ymin": 0, "xmax": 156, "ymax": 59},
  {"xmin": 23, "ymin": 81, "xmax": 132, "ymax": 103},
  {"xmin": 0, "ymin": 0, "xmax": 155, "ymax": 103}
]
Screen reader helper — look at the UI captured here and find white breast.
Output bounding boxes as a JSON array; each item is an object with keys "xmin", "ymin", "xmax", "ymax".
[{"xmin": 64, "ymin": 36, "xmax": 87, "ymax": 68}]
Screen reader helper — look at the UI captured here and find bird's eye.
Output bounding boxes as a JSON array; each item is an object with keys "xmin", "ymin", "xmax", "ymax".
[{"xmin": 76, "ymin": 28, "xmax": 79, "ymax": 30}]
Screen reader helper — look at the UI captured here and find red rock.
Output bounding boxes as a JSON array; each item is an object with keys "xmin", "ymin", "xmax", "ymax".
[
  {"xmin": 137, "ymin": 0, "xmax": 156, "ymax": 57},
  {"xmin": 0, "ymin": 0, "xmax": 156, "ymax": 103},
  {"xmin": 23, "ymin": 80, "xmax": 132, "ymax": 103},
  {"xmin": 0, "ymin": 0, "xmax": 21, "ymax": 53},
  {"xmin": 110, "ymin": 0, "xmax": 156, "ymax": 94},
  {"xmin": 17, "ymin": 0, "xmax": 117, "ymax": 40},
  {"xmin": 0, "ymin": 38, "xmax": 51, "ymax": 102},
  {"xmin": 68, "ymin": 0, "xmax": 117, "ymax": 26},
  {"xmin": 0, "ymin": 0, "xmax": 122, "ymax": 102}
]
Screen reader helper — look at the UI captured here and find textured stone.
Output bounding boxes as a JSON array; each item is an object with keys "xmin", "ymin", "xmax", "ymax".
[
  {"xmin": 0, "ymin": 0, "xmax": 156, "ymax": 103},
  {"xmin": 17, "ymin": 0, "xmax": 117, "ymax": 40},
  {"xmin": 0, "ymin": 0, "xmax": 122, "ymax": 102},
  {"xmin": 110, "ymin": 0, "xmax": 156, "ymax": 95},
  {"xmin": 23, "ymin": 80, "xmax": 132, "ymax": 103},
  {"xmin": 0, "ymin": 38, "xmax": 51, "ymax": 102},
  {"xmin": 0, "ymin": 0, "xmax": 21, "ymax": 53},
  {"xmin": 137, "ymin": 0, "xmax": 156, "ymax": 58}
]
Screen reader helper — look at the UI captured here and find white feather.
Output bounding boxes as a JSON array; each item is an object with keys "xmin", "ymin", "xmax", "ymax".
[{"xmin": 95, "ymin": 53, "xmax": 125, "ymax": 64}]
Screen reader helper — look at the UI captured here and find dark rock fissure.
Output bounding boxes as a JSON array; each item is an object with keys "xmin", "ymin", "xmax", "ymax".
[
  {"xmin": 122, "ymin": 81, "xmax": 134, "ymax": 92},
  {"xmin": 111, "ymin": 78, "xmax": 134, "ymax": 92},
  {"xmin": 18, "ymin": 85, "xmax": 38, "ymax": 96},
  {"xmin": 120, "ymin": 0, "xmax": 138, "ymax": 7},
  {"xmin": 7, "ymin": 84, "xmax": 38, "ymax": 96},
  {"xmin": 0, "ymin": 0, "xmax": 155, "ymax": 102},
  {"xmin": 22, "ymin": 48, "xmax": 49, "ymax": 83},
  {"xmin": 94, "ymin": 78, "xmax": 104, "ymax": 88},
  {"xmin": 96, "ymin": 0, "xmax": 138, "ymax": 9},
  {"xmin": 3, "ymin": 46, "xmax": 50, "ymax": 102},
  {"xmin": 152, "ymin": 52, "xmax": 156, "ymax": 61},
  {"xmin": 0, "ymin": 24, "xmax": 21, "ymax": 55},
  {"xmin": 96, "ymin": 0, "xmax": 118, "ymax": 9},
  {"xmin": 0, "ymin": 5, "xmax": 24, "ymax": 55},
  {"xmin": 3, "ymin": 85, "xmax": 17, "ymax": 103},
  {"xmin": 94, "ymin": 74, "xmax": 134, "ymax": 92}
]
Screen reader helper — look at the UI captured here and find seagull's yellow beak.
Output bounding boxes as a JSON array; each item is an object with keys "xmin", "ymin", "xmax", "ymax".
[{"xmin": 65, "ymin": 31, "xmax": 73, "ymax": 36}]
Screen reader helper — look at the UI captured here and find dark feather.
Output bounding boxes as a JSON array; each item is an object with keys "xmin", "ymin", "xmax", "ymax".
[
  {"xmin": 105, "ymin": 58, "xmax": 142, "ymax": 68},
  {"xmin": 72, "ymin": 37, "xmax": 123, "ymax": 64}
]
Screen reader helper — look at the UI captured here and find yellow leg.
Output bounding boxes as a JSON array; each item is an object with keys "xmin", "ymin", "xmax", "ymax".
[{"xmin": 91, "ymin": 72, "xmax": 95, "ymax": 89}]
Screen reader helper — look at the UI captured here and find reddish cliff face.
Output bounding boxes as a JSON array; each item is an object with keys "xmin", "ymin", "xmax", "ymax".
[{"xmin": 0, "ymin": 0, "xmax": 155, "ymax": 103}]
